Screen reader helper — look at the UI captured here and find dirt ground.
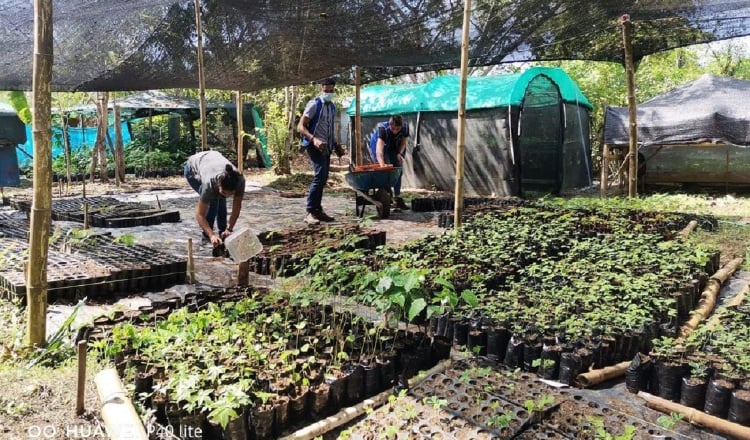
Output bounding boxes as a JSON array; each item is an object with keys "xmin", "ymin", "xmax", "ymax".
[{"xmin": 2, "ymin": 159, "xmax": 750, "ymax": 439}]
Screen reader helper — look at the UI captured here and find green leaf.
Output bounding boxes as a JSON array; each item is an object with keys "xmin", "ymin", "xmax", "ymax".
[
  {"xmin": 376, "ymin": 276, "xmax": 393, "ymax": 294},
  {"xmin": 208, "ymin": 405, "xmax": 239, "ymax": 430},
  {"xmin": 391, "ymin": 293, "xmax": 405, "ymax": 309},
  {"xmin": 461, "ymin": 290, "xmax": 479, "ymax": 308},
  {"xmin": 408, "ymin": 298, "xmax": 427, "ymax": 322}
]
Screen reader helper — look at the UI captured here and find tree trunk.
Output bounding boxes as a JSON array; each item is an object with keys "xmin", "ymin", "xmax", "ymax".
[
  {"xmin": 113, "ymin": 105, "xmax": 125, "ymax": 183},
  {"xmin": 26, "ymin": 0, "xmax": 53, "ymax": 347},
  {"xmin": 95, "ymin": 92, "xmax": 109, "ymax": 183},
  {"xmin": 62, "ymin": 114, "xmax": 71, "ymax": 194}
]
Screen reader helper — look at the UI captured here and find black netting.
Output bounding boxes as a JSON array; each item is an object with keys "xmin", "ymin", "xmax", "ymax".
[
  {"xmin": 1, "ymin": 0, "xmax": 749, "ymax": 91},
  {"xmin": 518, "ymin": 75, "xmax": 563, "ymax": 194}
]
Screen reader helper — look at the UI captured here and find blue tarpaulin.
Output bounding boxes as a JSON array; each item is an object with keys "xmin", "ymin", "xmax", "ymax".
[{"xmin": 16, "ymin": 122, "xmax": 132, "ymax": 167}]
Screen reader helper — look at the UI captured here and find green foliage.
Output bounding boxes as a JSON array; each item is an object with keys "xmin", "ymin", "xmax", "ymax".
[
  {"xmin": 657, "ymin": 412, "xmax": 685, "ymax": 430},
  {"xmin": 588, "ymin": 416, "xmax": 637, "ymax": 440}
]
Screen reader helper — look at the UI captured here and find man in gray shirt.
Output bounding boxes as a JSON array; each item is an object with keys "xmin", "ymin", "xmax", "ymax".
[{"xmin": 184, "ymin": 151, "xmax": 245, "ymax": 246}]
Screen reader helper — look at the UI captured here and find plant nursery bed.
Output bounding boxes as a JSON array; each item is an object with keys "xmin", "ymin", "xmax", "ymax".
[
  {"xmin": 91, "ymin": 286, "xmax": 450, "ymax": 440},
  {"xmin": 0, "ymin": 221, "xmax": 185, "ymax": 302},
  {"xmin": 249, "ymin": 224, "xmax": 386, "ymax": 276},
  {"xmin": 328, "ymin": 356, "xmax": 725, "ymax": 439},
  {"xmin": 9, "ymin": 195, "xmax": 180, "ymax": 227}
]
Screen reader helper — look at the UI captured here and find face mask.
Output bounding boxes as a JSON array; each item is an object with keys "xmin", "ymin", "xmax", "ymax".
[{"xmin": 321, "ymin": 92, "xmax": 335, "ymax": 102}]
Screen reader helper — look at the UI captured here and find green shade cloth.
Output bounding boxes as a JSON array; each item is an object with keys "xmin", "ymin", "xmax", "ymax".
[{"xmin": 348, "ymin": 67, "xmax": 591, "ymax": 117}]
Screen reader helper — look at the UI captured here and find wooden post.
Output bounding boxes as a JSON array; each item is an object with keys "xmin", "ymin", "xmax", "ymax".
[
  {"xmin": 83, "ymin": 202, "xmax": 89, "ymax": 229},
  {"xmin": 76, "ymin": 340, "xmax": 87, "ymax": 415},
  {"xmin": 602, "ymin": 147, "xmax": 609, "ymax": 194},
  {"xmin": 155, "ymin": 195, "xmax": 161, "ymax": 210},
  {"xmin": 355, "ymin": 67, "xmax": 362, "ymax": 167},
  {"xmin": 26, "ymin": 0, "xmax": 54, "ymax": 347},
  {"xmin": 237, "ymin": 261, "xmax": 250, "ymax": 286},
  {"xmin": 187, "ymin": 238, "xmax": 195, "ymax": 284},
  {"xmin": 194, "ymin": 0, "xmax": 208, "ymax": 151},
  {"xmin": 236, "ymin": 91, "xmax": 244, "ymax": 172},
  {"xmin": 453, "ymin": 0, "xmax": 471, "ymax": 228},
  {"xmin": 621, "ymin": 14, "xmax": 638, "ymax": 198}
]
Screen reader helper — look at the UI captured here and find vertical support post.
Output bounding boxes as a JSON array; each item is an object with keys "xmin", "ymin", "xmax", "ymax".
[
  {"xmin": 355, "ymin": 67, "xmax": 362, "ymax": 167},
  {"xmin": 194, "ymin": 0, "xmax": 208, "ymax": 151},
  {"xmin": 187, "ymin": 238, "xmax": 195, "ymax": 284},
  {"xmin": 236, "ymin": 91, "xmax": 244, "ymax": 172},
  {"xmin": 454, "ymin": 0, "xmax": 471, "ymax": 228},
  {"xmin": 26, "ymin": 0, "xmax": 54, "ymax": 346},
  {"xmin": 600, "ymin": 144, "xmax": 609, "ymax": 197},
  {"xmin": 237, "ymin": 261, "xmax": 249, "ymax": 286},
  {"xmin": 621, "ymin": 14, "xmax": 638, "ymax": 198},
  {"xmin": 76, "ymin": 340, "xmax": 87, "ymax": 416}
]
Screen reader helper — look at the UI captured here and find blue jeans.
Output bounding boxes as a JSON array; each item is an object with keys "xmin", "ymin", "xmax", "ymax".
[
  {"xmin": 305, "ymin": 145, "xmax": 331, "ymax": 212},
  {"xmin": 386, "ymin": 150, "xmax": 403, "ymax": 197},
  {"xmin": 184, "ymin": 164, "xmax": 227, "ymax": 237}
]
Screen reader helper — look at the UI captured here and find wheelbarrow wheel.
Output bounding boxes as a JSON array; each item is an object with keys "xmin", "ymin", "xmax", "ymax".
[{"xmin": 375, "ymin": 188, "xmax": 391, "ymax": 219}]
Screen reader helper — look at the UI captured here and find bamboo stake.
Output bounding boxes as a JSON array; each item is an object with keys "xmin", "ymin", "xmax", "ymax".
[
  {"xmin": 577, "ymin": 361, "xmax": 630, "ymax": 388},
  {"xmin": 236, "ymin": 91, "xmax": 244, "ymax": 172},
  {"xmin": 194, "ymin": 0, "xmax": 208, "ymax": 151},
  {"xmin": 600, "ymin": 144, "xmax": 609, "ymax": 197},
  {"xmin": 95, "ymin": 369, "xmax": 149, "ymax": 440},
  {"xmin": 76, "ymin": 340, "xmax": 87, "ymax": 415},
  {"xmin": 187, "ymin": 238, "xmax": 195, "ymax": 284},
  {"xmin": 678, "ymin": 257, "xmax": 743, "ymax": 338},
  {"xmin": 26, "ymin": 0, "xmax": 54, "ymax": 346},
  {"xmin": 453, "ymin": 0, "xmax": 471, "ymax": 228},
  {"xmin": 577, "ymin": 257, "xmax": 743, "ymax": 387},
  {"xmin": 638, "ymin": 391, "xmax": 750, "ymax": 439},
  {"xmin": 621, "ymin": 14, "xmax": 638, "ymax": 198},
  {"xmin": 354, "ymin": 67, "xmax": 362, "ymax": 167},
  {"xmin": 281, "ymin": 359, "xmax": 452, "ymax": 440},
  {"xmin": 676, "ymin": 220, "xmax": 698, "ymax": 240}
]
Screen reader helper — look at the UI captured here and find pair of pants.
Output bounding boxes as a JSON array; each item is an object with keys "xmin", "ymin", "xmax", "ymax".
[
  {"xmin": 386, "ymin": 150, "xmax": 403, "ymax": 197},
  {"xmin": 184, "ymin": 164, "xmax": 227, "ymax": 237},
  {"xmin": 305, "ymin": 145, "xmax": 330, "ymax": 212}
]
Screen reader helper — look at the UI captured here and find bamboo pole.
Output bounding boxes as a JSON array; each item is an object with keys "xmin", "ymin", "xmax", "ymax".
[
  {"xmin": 236, "ymin": 91, "xmax": 244, "ymax": 172},
  {"xmin": 76, "ymin": 340, "xmax": 87, "ymax": 415},
  {"xmin": 676, "ymin": 220, "xmax": 698, "ymax": 240},
  {"xmin": 600, "ymin": 144, "xmax": 609, "ymax": 197},
  {"xmin": 355, "ymin": 67, "xmax": 362, "ymax": 167},
  {"xmin": 95, "ymin": 369, "xmax": 149, "ymax": 440},
  {"xmin": 26, "ymin": 0, "xmax": 54, "ymax": 347},
  {"xmin": 577, "ymin": 361, "xmax": 630, "ymax": 388},
  {"xmin": 113, "ymin": 105, "xmax": 124, "ymax": 185},
  {"xmin": 194, "ymin": 0, "xmax": 208, "ymax": 151},
  {"xmin": 281, "ymin": 359, "xmax": 452, "ymax": 440},
  {"xmin": 678, "ymin": 257, "xmax": 743, "ymax": 338},
  {"xmin": 638, "ymin": 391, "xmax": 750, "ymax": 439},
  {"xmin": 577, "ymin": 257, "xmax": 743, "ymax": 387},
  {"xmin": 621, "ymin": 15, "xmax": 638, "ymax": 198},
  {"xmin": 453, "ymin": 0, "xmax": 471, "ymax": 228},
  {"xmin": 187, "ymin": 238, "xmax": 195, "ymax": 284}
]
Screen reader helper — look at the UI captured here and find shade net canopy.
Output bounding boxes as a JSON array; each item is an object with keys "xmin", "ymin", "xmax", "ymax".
[
  {"xmin": 1, "ymin": 0, "xmax": 750, "ymax": 92},
  {"xmin": 603, "ymin": 75, "xmax": 750, "ymax": 147}
]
